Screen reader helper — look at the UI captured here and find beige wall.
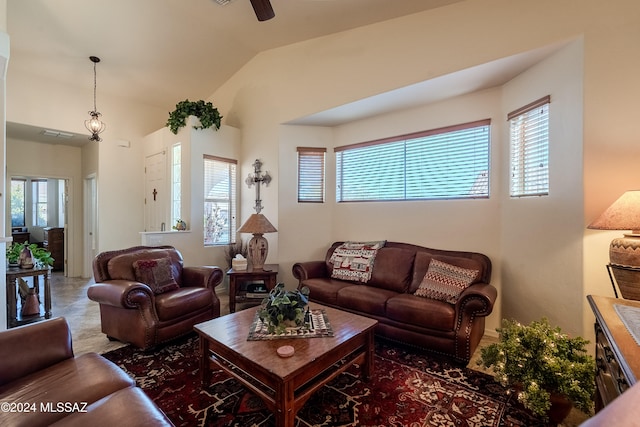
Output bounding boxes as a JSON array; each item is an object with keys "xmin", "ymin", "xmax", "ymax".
[{"xmin": 212, "ymin": 0, "xmax": 640, "ymax": 339}]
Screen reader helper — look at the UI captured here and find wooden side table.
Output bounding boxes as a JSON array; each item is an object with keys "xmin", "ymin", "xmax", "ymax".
[
  {"xmin": 227, "ymin": 264, "xmax": 278, "ymax": 313},
  {"xmin": 6, "ymin": 266, "xmax": 52, "ymax": 328}
]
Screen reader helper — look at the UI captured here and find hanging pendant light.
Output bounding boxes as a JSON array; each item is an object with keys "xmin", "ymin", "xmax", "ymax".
[{"xmin": 85, "ymin": 56, "xmax": 106, "ymax": 141}]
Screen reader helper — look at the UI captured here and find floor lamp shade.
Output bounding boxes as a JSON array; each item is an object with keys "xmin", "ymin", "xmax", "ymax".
[
  {"xmin": 238, "ymin": 214, "xmax": 277, "ymax": 270},
  {"xmin": 588, "ymin": 191, "xmax": 640, "ymax": 299}
]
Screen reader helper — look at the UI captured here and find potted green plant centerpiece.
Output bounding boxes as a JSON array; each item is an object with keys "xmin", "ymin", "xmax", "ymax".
[
  {"xmin": 258, "ymin": 283, "xmax": 310, "ymax": 334},
  {"xmin": 6, "ymin": 242, "xmax": 54, "ymax": 268},
  {"xmin": 477, "ymin": 318, "xmax": 595, "ymax": 424},
  {"xmin": 166, "ymin": 99, "xmax": 223, "ymax": 135}
]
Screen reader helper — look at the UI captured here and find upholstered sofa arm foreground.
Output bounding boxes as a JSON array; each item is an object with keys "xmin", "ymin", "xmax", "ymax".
[
  {"xmin": 293, "ymin": 241, "xmax": 497, "ymax": 365},
  {"xmin": 0, "ymin": 318, "xmax": 173, "ymax": 427},
  {"xmin": 0, "ymin": 317, "xmax": 73, "ymax": 386}
]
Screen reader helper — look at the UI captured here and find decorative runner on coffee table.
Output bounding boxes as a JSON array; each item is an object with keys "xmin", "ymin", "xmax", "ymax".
[
  {"xmin": 103, "ymin": 334, "xmax": 549, "ymax": 427},
  {"xmin": 247, "ymin": 308, "xmax": 334, "ymax": 340}
]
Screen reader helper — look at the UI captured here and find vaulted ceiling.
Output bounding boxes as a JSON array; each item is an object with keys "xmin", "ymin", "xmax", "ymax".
[{"xmin": 7, "ymin": 0, "xmax": 464, "ymax": 110}]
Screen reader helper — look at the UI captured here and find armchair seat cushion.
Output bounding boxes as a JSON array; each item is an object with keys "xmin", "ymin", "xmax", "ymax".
[{"xmin": 155, "ymin": 287, "xmax": 214, "ymax": 321}]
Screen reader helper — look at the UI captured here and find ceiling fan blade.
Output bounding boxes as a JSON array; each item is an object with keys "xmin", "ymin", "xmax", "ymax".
[{"xmin": 250, "ymin": 0, "xmax": 275, "ymax": 21}]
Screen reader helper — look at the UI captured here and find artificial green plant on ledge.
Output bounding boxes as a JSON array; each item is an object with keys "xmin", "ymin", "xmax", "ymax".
[
  {"xmin": 166, "ymin": 99, "xmax": 223, "ymax": 134},
  {"xmin": 477, "ymin": 317, "xmax": 595, "ymax": 419}
]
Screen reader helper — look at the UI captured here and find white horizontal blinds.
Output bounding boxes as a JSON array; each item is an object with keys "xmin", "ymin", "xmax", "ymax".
[
  {"xmin": 335, "ymin": 119, "xmax": 490, "ymax": 202},
  {"xmin": 203, "ymin": 155, "xmax": 237, "ymax": 245},
  {"xmin": 297, "ymin": 147, "xmax": 326, "ymax": 203},
  {"xmin": 405, "ymin": 121, "xmax": 490, "ymax": 199},
  {"xmin": 336, "ymin": 141, "xmax": 405, "ymax": 201},
  {"xmin": 509, "ymin": 95, "xmax": 550, "ymax": 197}
]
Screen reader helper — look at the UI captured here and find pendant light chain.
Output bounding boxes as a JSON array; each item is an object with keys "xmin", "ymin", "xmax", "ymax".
[{"xmin": 85, "ymin": 56, "xmax": 106, "ymax": 141}]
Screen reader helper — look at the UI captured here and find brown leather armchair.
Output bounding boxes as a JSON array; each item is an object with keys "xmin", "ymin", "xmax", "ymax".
[{"xmin": 88, "ymin": 245, "xmax": 223, "ymax": 350}]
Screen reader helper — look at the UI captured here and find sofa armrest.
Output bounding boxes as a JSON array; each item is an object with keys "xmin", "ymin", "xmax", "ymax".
[
  {"xmin": 87, "ymin": 280, "xmax": 154, "ymax": 309},
  {"xmin": 0, "ymin": 317, "xmax": 74, "ymax": 386},
  {"xmin": 182, "ymin": 266, "xmax": 224, "ymax": 291},
  {"xmin": 292, "ymin": 261, "xmax": 328, "ymax": 284},
  {"xmin": 455, "ymin": 282, "xmax": 497, "ymax": 317}
]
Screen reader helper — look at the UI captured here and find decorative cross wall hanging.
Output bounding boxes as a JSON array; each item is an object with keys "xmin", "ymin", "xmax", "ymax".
[{"xmin": 245, "ymin": 159, "xmax": 272, "ymax": 213}]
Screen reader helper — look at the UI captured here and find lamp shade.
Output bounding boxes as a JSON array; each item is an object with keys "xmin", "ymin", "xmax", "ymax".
[
  {"xmin": 589, "ymin": 190, "xmax": 640, "ymax": 300},
  {"xmin": 588, "ymin": 191, "xmax": 640, "ymax": 233},
  {"xmin": 237, "ymin": 214, "xmax": 277, "ymax": 234}
]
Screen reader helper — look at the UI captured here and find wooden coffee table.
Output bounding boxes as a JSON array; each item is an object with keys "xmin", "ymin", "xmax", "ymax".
[{"xmin": 194, "ymin": 303, "xmax": 377, "ymax": 427}]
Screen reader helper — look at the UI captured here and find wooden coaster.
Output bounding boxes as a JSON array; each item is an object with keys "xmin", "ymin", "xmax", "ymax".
[{"xmin": 277, "ymin": 345, "xmax": 295, "ymax": 358}]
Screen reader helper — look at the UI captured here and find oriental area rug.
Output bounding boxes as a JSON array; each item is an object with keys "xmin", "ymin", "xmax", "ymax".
[{"xmin": 102, "ymin": 335, "xmax": 547, "ymax": 427}]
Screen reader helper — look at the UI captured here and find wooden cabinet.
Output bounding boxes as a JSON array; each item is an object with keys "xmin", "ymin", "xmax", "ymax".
[
  {"xmin": 43, "ymin": 227, "xmax": 64, "ymax": 271},
  {"xmin": 588, "ymin": 295, "xmax": 640, "ymax": 411}
]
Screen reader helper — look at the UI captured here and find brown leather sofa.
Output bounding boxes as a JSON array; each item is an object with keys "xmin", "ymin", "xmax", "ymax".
[
  {"xmin": 293, "ymin": 241, "xmax": 497, "ymax": 364},
  {"xmin": 0, "ymin": 317, "xmax": 173, "ymax": 427},
  {"xmin": 88, "ymin": 245, "xmax": 223, "ymax": 350}
]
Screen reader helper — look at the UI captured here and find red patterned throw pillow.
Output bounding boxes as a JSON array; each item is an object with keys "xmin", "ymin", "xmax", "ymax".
[
  {"xmin": 133, "ymin": 257, "xmax": 179, "ymax": 294},
  {"xmin": 414, "ymin": 258, "xmax": 479, "ymax": 304}
]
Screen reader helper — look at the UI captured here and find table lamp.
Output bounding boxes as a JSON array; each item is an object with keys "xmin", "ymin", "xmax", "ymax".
[
  {"xmin": 238, "ymin": 213, "xmax": 277, "ymax": 270},
  {"xmin": 588, "ymin": 190, "xmax": 640, "ymax": 299}
]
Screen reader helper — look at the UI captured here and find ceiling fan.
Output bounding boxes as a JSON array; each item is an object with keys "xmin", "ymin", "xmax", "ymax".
[
  {"xmin": 250, "ymin": 0, "xmax": 275, "ymax": 21},
  {"xmin": 214, "ymin": 0, "xmax": 275, "ymax": 21}
]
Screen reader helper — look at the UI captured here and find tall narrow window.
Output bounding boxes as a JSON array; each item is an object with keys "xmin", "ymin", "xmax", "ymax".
[
  {"xmin": 335, "ymin": 120, "xmax": 490, "ymax": 202},
  {"xmin": 171, "ymin": 143, "xmax": 182, "ymax": 226},
  {"xmin": 297, "ymin": 147, "xmax": 326, "ymax": 203},
  {"xmin": 204, "ymin": 155, "xmax": 237, "ymax": 246},
  {"xmin": 509, "ymin": 95, "xmax": 550, "ymax": 197},
  {"xmin": 32, "ymin": 179, "xmax": 48, "ymax": 227},
  {"xmin": 10, "ymin": 178, "xmax": 26, "ymax": 227}
]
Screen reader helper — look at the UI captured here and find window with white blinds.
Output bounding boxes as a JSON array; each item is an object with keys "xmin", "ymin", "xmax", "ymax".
[
  {"xmin": 204, "ymin": 155, "xmax": 237, "ymax": 246},
  {"xmin": 335, "ymin": 120, "xmax": 490, "ymax": 202},
  {"xmin": 297, "ymin": 147, "xmax": 326, "ymax": 203},
  {"xmin": 509, "ymin": 95, "xmax": 550, "ymax": 197}
]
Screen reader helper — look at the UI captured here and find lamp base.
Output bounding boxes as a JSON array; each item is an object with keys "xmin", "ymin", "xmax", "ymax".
[
  {"xmin": 610, "ymin": 235, "xmax": 640, "ymax": 300},
  {"xmin": 247, "ymin": 233, "xmax": 268, "ymax": 271}
]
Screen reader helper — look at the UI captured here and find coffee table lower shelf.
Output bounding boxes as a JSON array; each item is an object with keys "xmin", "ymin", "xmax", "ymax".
[
  {"xmin": 194, "ymin": 304, "xmax": 377, "ymax": 427},
  {"xmin": 203, "ymin": 344, "xmax": 367, "ymax": 420}
]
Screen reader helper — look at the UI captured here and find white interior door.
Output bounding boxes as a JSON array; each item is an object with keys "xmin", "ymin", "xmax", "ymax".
[
  {"xmin": 144, "ymin": 151, "xmax": 167, "ymax": 231},
  {"xmin": 83, "ymin": 174, "xmax": 97, "ymax": 278}
]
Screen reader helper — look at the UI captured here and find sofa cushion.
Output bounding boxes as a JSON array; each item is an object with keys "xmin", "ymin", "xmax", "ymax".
[
  {"xmin": 133, "ymin": 257, "xmax": 179, "ymax": 294},
  {"xmin": 414, "ymin": 259, "xmax": 479, "ymax": 304},
  {"xmin": 367, "ymin": 247, "xmax": 415, "ymax": 293},
  {"xmin": 154, "ymin": 287, "xmax": 213, "ymax": 321},
  {"xmin": 0, "ymin": 353, "xmax": 135, "ymax": 427},
  {"xmin": 302, "ymin": 278, "xmax": 354, "ymax": 306},
  {"xmin": 336, "ymin": 285, "xmax": 397, "ymax": 317},
  {"xmin": 386, "ymin": 293, "xmax": 456, "ymax": 332},
  {"xmin": 329, "ymin": 241, "xmax": 385, "ymax": 283},
  {"xmin": 51, "ymin": 387, "xmax": 173, "ymax": 427}
]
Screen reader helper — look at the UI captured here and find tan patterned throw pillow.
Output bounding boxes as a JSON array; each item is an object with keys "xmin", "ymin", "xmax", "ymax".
[
  {"xmin": 414, "ymin": 258, "xmax": 479, "ymax": 304},
  {"xmin": 133, "ymin": 257, "xmax": 179, "ymax": 294}
]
